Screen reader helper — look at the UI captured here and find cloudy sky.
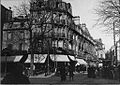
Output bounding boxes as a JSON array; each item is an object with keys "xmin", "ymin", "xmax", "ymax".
[{"xmin": 1, "ymin": 0, "xmax": 115, "ymax": 50}]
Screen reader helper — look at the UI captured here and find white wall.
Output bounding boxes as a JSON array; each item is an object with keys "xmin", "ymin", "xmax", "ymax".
[{"xmin": 97, "ymin": 50, "xmax": 105, "ymax": 59}]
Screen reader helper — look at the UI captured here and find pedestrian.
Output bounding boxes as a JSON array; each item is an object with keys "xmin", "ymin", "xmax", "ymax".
[
  {"xmin": 68, "ymin": 64, "xmax": 74, "ymax": 81},
  {"xmin": 44, "ymin": 65, "xmax": 48, "ymax": 76},
  {"xmin": 60, "ymin": 63, "xmax": 66, "ymax": 81},
  {"xmin": 90, "ymin": 66, "xmax": 95, "ymax": 78},
  {"xmin": 1, "ymin": 63, "xmax": 30, "ymax": 84},
  {"xmin": 87, "ymin": 65, "xmax": 91, "ymax": 78}
]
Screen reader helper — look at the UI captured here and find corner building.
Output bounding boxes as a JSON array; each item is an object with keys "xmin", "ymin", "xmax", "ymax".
[
  {"xmin": 30, "ymin": 0, "xmax": 97, "ymax": 63},
  {"xmin": 2, "ymin": 0, "xmax": 97, "ymax": 68}
]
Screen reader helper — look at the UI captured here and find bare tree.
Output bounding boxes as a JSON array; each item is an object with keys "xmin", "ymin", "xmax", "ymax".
[
  {"xmin": 13, "ymin": 0, "xmax": 54, "ymax": 51},
  {"xmin": 12, "ymin": 0, "xmax": 54, "ymax": 75},
  {"xmin": 13, "ymin": 1, "xmax": 30, "ymax": 16},
  {"xmin": 95, "ymin": 0, "xmax": 120, "ymax": 35}
]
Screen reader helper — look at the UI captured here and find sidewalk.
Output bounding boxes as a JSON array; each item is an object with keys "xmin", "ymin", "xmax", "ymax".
[{"xmin": 29, "ymin": 72, "xmax": 55, "ymax": 78}]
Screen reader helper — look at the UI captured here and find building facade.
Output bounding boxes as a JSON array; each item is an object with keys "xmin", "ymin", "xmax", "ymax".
[
  {"xmin": 94, "ymin": 38, "xmax": 105, "ymax": 59},
  {"xmin": 1, "ymin": 4, "xmax": 12, "ymax": 51},
  {"xmin": 2, "ymin": 0, "xmax": 97, "ymax": 64}
]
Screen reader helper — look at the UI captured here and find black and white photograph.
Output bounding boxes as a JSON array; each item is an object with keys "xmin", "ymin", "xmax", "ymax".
[{"xmin": 1, "ymin": 0, "xmax": 120, "ymax": 84}]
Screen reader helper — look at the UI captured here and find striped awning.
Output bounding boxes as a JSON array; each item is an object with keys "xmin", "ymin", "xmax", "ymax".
[
  {"xmin": 25, "ymin": 54, "xmax": 47, "ymax": 63},
  {"xmin": 50, "ymin": 54, "xmax": 70, "ymax": 62},
  {"xmin": 76, "ymin": 58, "xmax": 87, "ymax": 65}
]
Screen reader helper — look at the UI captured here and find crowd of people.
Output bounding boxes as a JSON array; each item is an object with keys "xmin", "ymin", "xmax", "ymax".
[
  {"xmin": 87, "ymin": 64, "xmax": 120, "ymax": 82},
  {"xmin": 56, "ymin": 63, "xmax": 75, "ymax": 81},
  {"xmin": 1, "ymin": 61, "xmax": 120, "ymax": 84}
]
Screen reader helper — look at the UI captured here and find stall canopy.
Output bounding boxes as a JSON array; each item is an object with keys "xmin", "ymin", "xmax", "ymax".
[
  {"xmin": 50, "ymin": 55, "xmax": 70, "ymax": 62},
  {"xmin": 76, "ymin": 58, "xmax": 87, "ymax": 65},
  {"xmin": 25, "ymin": 54, "xmax": 47, "ymax": 63},
  {"xmin": 1, "ymin": 54, "xmax": 71, "ymax": 63},
  {"xmin": 1, "ymin": 55, "xmax": 23, "ymax": 62}
]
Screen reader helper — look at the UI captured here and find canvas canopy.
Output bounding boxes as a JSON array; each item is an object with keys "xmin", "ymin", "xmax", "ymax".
[
  {"xmin": 76, "ymin": 58, "xmax": 87, "ymax": 65},
  {"xmin": 25, "ymin": 54, "xmax": 48, "ymax": 63},
  {"xmin": 50, "ymin": 54, "xmax": 70, "ymax": 62},
  {"xmin": 1, "ymin": 54, "xmax": 72, "ymax": 63}
]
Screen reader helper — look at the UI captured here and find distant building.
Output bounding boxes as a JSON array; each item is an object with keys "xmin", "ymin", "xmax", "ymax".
[
  {"xmin": 94, "ymin": 38, "xmax": 105, "ymax": 59},
  {"xmin": 1, "ymin": 4, "xmax": 12, "ymax": 51},
  {"xmin": 1, "ymin": 4, "xmax": 12, "ymax": 28},
  {"xmin": 2, "ymin": 16, "xmax": 30, "ymax": 51}
]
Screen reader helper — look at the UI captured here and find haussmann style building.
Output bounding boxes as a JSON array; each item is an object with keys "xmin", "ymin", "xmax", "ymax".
[{"xmin": 1, "ymin": 0, "xmax": 99, "ymax": 75}]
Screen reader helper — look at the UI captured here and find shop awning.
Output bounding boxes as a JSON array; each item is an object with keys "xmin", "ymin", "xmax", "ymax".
[
  {"xmin": 25, "ymin": 54, "xmax": 47, "ymax": 63},
  {"xmin": 50, "ymin": 55, "xmax": 70, "ymax": 62},
  {"xmin": 38, "ymin": 54, "xmax": 47, "ymax": 63},
  {"xmin": 1, "ymin": 55, "xmax": 23, "ymax": 62},
  {"xmin": 76, "ymin": 58, "xmax": 87, "ymax": 65},
  {"xmin": 14, "ymin": 54, "xmax": 71, "ymax": 63}
]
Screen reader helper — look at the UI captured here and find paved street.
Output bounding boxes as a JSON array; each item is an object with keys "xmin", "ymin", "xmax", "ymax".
[{"xmin": 29, "ymin": 73, "xmax": 120, "ymax": 84}]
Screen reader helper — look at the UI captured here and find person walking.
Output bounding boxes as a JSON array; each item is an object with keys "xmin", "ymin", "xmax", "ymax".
[
  {"xmin": 60, "ymin": 63, "xmax": 66, "ymax": 81},
  {"xmin": 44, "ymin": 65, "xmax": 48, "ymax": 76},
  {"xmin": 68, "ymin": 64, "xmax": 74, "ymax": 81}
]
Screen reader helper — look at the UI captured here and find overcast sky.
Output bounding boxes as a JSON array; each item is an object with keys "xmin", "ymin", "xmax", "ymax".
[{"xmin": 1, "ymin": 0, "xmax": 115, "ymax": 51}]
